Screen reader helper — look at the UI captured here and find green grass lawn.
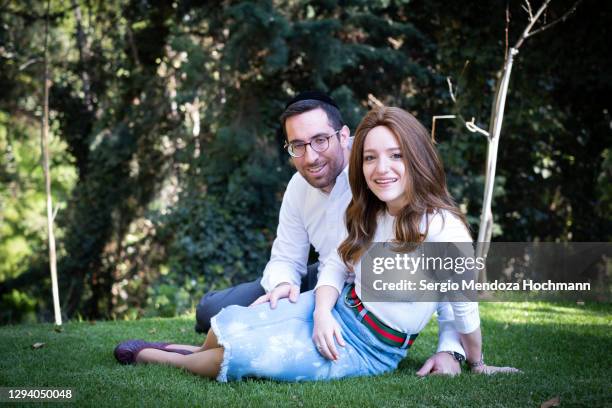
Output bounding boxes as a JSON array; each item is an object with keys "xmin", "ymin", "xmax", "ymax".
[{"xmin": 0, "ymin": 301, "xmax": 610, "ymax": 407}]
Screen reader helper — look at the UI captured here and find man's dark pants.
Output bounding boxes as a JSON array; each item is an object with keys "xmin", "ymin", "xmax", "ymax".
[{"xmin": 195, "ymin": 263, "xmax": 320, "ymax": 333}]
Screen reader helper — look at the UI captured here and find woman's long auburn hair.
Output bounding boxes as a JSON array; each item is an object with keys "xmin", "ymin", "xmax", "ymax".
[{"xmin": 338, "ymin": 106, "xmax": 469, "ymax": 268}]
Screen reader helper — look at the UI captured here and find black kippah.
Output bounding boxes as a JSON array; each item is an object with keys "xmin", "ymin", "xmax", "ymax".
[{"xmin": 284, "ymin": 90, "xmax": 339, "ymax": 110}]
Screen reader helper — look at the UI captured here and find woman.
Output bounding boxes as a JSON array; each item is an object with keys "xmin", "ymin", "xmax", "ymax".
[{"xmin": 115, "ymin": 107, "xmax": 518, "ymax": 381}]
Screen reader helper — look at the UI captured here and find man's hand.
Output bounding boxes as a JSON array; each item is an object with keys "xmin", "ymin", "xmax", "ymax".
[
  {"xmin": 416, "ymin": 352, "xmax": 461, "ymax": 377},
  {"xmin": 312, "ymin": 309, "xmax": 345, "ymax": 361},
  {"xmin": 250, "ymin": 282, "xmax": 300, "ymax": 309}
]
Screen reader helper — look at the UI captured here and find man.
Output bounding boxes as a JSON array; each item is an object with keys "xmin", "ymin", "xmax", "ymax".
[{"xmin": 195, "ymin": 91, "xmax": 466, "ymax": 376}]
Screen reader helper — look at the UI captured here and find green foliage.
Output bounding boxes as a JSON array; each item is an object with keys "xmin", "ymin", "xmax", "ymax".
[
  {"xmin": 0, "ymin": 0, "xmax": 610, "ymax": 323},
  {"xmin": 0, "ymin": 289, "xmax": 37, "ymax": 323},
  {"xmin": 0, "ymin": 110, "xmax": 77, "ymax": 322},
  {"xmin": 596, "ymin": 148, "xmax": 612, "ymax": 218}
]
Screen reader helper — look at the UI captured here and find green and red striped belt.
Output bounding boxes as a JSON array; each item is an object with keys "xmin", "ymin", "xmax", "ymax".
[{"xmin": 344, "ymin": 284, "xmax": 418, "ymax": 349}]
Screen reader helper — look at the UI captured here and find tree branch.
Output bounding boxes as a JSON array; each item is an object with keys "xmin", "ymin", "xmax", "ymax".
[
  {"xmin": 431, "ymin": 115, "xmax": 456, "ymax": 143},
  {"xmin": 526, "ymin": 0, "xmax": 582, "ymax": 38},
  {"xmin": 125, "ymin": 24, "xmax": 141, "ymax": 66},
  {"xmin": 367, "ymin": 93, "xmax": 384, "ymax": 107},
  {"xmin": 19, "ymin": 58, "xmax": 42, "ymax": 71},
  {"xmin": 71, "ymin": 0, "xmax": 94, "ymax": 111},
  {"xmin": 514, "ymin": 0, "xmax": 582, "ymax": 49},
  {"xmin": 505, "ymin": 2, "xmax": 510, "ymax": 62},
  {"xmin": 522, "ymin": 0, "xmax": 534, "ymax": 20},
  {"xmin": 465, "ymin": 117, "xmax": 490, "ymax": 139},
  {"xmin": 446, "ymin": 77, "xmax": 456, "ymax": 103},
  {"xmin": 514, "ymin": 0, "xmax": 552, "ymax": 49}
]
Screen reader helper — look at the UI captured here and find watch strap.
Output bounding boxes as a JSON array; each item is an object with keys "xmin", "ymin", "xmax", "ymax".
[{"xmin": 441, "ymin": 351, "xmax": 465, "ymax": 363}]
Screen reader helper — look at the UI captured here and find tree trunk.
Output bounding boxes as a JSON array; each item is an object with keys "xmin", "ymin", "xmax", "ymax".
[
  {"xmin": 41, "ymin": 0, "xmax": 62, "ymax": 325},
  {"xmin": 475, "ymin": 48, "xmax": 516, "ymax": 282}
]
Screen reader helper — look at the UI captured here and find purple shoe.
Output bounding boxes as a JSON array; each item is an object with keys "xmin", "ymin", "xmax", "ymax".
[{"xmin": 114, "ymin": 339, "xmax": 193, "ymax": 365}]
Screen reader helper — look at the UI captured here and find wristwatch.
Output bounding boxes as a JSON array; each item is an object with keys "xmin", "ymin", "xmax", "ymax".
[{"xmin": 441, "ymin": 351, "xmax": 466, "ymax": 363}]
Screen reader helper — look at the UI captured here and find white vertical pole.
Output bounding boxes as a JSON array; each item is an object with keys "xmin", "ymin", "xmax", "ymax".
[
  {"xmin": 475, "ymin": 48, "xmax": 517, "ymax": 278},
  {"xmin": 40, "ymin": 0, "xmax": 62, "ymax": 325}
]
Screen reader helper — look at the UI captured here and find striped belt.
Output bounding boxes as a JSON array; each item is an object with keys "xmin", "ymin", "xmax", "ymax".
[{"xmin": 344, "ymin": 284, "xmax": 418, "ymax": 349}]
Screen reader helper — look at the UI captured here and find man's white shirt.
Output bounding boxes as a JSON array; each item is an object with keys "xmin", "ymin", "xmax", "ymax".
[
  {"xmin": 261, "ymin": 166, "xmax": 352, "ymax": 291},
  {"xmin": 260, "ymin": 165, "xmax": 467, "ymax": 356}
]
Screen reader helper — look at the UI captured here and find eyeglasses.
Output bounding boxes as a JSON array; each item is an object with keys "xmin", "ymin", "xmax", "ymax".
[{"xmin": 284, "ymin": 130, "xmax": 340, "ymax": 158}]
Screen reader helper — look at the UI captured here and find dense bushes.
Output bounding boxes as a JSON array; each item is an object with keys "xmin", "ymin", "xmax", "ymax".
[{"xmin": 0, "ymin": 0, "xmax": 609, "ymax": 323}]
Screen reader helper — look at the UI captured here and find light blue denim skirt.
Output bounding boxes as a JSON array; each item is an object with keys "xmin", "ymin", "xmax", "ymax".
[{"xmin": 210, "ymin": 285, "xmax": 412, "ymax": 382}]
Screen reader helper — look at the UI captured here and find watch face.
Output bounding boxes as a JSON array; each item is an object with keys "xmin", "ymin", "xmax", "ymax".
[{"xmin": 453, "ymin": 352, "xmax": 466, "ymax": 362}]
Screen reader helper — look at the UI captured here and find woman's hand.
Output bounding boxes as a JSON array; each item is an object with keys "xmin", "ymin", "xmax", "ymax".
[
  {"xmin": 469, "ymin": 361, "xmax": 522, "ymax": 374},
  {"xmin": 312, "ymin": 309, "xmax": 345, "ymax": 361}
]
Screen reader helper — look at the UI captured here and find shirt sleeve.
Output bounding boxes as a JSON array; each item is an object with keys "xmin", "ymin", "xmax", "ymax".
[
  {"xmin": 427, "ymin": 210, "xmax": 481, "ymax": 334},
  {"xmin": 260, "ymin": 174, "xmax": 311, "ymax": 292},
  {"xmin": 314, "ymin": 230, "xmax": 349, "ymax": 296},
  {"xmin": 435, "ymin": 302, "xmax": 467, "ymax": 357},
  {"xmin": 315, "ymin": 250, "xmax": 348, "ymax": 296},
  {"xmin": 449, "ymin": 301, "xmax": 481, "ymax": 334}
]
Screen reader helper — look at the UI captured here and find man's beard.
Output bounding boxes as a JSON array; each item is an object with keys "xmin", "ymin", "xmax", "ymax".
[{"xmin": 301, "ymin": 156, "xmax": 343, "ymax": 190}]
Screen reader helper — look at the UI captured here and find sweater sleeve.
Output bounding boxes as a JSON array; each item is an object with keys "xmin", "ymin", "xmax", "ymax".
[
  {"xmin": 436, "ymin": 302, "xmax": 467, "ymax": 356},
  {"xmin": 426, "ymin": 210, "xmax": 481, "ymax": 334}
]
